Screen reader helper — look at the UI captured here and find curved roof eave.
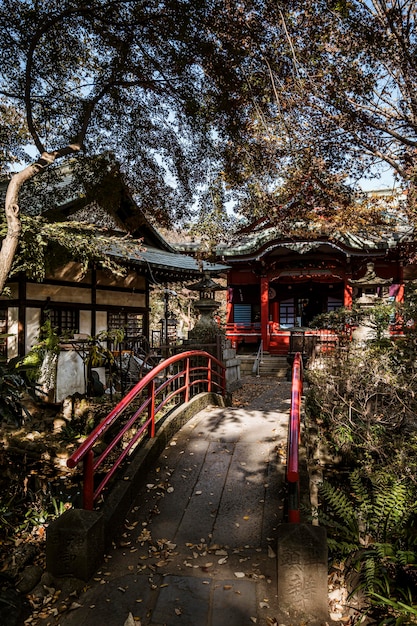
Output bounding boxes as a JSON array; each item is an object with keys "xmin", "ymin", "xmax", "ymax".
[{"xmin": 217, "ymin": 230, "xmax": 410, "ymax": 262}]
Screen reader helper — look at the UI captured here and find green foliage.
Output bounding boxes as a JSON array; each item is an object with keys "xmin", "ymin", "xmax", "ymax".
[
  {"xmin": 307, "ymin": 287, "xmax": 417, "ymax": 620},
  {"xmin": 0, "ymin": 0, "xmax": 265, "ymax": 222},
  {"xmin": 0, "ymin": 488, "xmax": 70, "ymax": 536},
  {"xmin": 306, "ymin": 284, "xmax": 417, "ymax": 625},
  {"xmin": 221, "ymin": 1, "xmax": 417, "ymax": 219},
  {"xmin": 22, "ymin": 317, "xmax": 60, "ymax": 385},
  {"xmin": 85, "ymin": 328, "xmax": 125, "ymax": 369},
  {"xmin": 310, "ymin": 305, "xmax": 361, "ymax": 333},
  {"xmin": 0, "ymin": 358, "xmax": 34, "ymax": 425},
  {"xmin": 318, "ymin": 469, "xmax": 417, "ymax": 620}
]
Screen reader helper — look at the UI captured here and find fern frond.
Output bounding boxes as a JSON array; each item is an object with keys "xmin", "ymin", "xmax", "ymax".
[
  {"xmin": 374, "ymin": 542, "xmax": 395, "ymax": 560},
  {"xmin": 319, "ymin": 481, "xmax": 357, "ymax": 523},
  {"xmin": 397, "ymin": 551, "xmax": 417, "ymax": 566},
  {"xmin": 350, "ymin": 468, "xmax": 373, "ymax": 511},
  {"xmin": 327, "ymin": 538, "xmax": 359, "ymax": 556},
  {"xmin": 363, "ymin": 556, "xmax": 377, "ymax": 593}
]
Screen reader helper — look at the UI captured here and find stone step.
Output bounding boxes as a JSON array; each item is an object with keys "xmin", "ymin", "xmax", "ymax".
[{"xmin": 238, "ymin": 355, "xmax": 289, "ymax": 378}]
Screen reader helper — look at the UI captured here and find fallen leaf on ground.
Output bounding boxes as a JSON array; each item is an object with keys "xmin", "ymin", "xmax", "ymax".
[{"xmin": 268, "ymin": 545, "xmax": 276, "ymax": 558}]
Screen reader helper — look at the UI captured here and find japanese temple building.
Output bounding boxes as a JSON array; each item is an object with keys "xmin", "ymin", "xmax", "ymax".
[{"xmin": 215, "ymin": 202, "xmax": 415, "ymax": 355}]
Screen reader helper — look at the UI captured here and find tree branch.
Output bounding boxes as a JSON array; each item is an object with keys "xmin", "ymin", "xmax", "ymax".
[{"xmin": 0, "ymin": 143, "xmax": 82, "ymax": 292}]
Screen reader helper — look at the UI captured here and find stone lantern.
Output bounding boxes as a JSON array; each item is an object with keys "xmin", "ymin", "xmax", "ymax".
[
  {"xmin": 349, "ymin": 262, "xmax": 393, "ymax": 343},
  {"xmin": 349, "ymin": 262, "xmax": 392, "ymax": 308},
  {"xmin": 186, "ymin": 273, "xmax": 226, "ymax": 345}
]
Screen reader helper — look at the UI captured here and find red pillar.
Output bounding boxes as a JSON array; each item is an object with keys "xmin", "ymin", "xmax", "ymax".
[
  {"xmin": 271, "ymin": 300, "xmax": 279, "ymax": 325},
  {"xmin": 344, "ymin": 281, "xmax": 353, "ymax": 308},
  {"xmin": 261, "ymin": 276, "xmax": 269, "ymax": 350},
  {"xmin": 397, "ymin": 264, "xmax": 404, "ymax": 303},
  {"xmin": 226, "ymin": 300, "xmax": 233, "ymax": 323}
]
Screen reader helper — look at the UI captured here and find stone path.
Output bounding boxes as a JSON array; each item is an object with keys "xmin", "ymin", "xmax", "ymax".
[{"xmin": 36, "ymin": 379, "xmax": 319, "ymax": 626}]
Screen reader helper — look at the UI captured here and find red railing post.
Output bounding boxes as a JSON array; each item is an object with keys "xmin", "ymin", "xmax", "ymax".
[
  {"xmin": 287, "ymin": 352, "xmax": 303, "ymax": 523},
  {"xmin": 83, "ymin": 450, "xmax": 94, "ymax": 511},
  {"xmin": 184, "ymin": 357, "xmax": 190, "ymax": 403},
  {"xmin": 208, "ymin": 358, "xmax": 212, "ymax": 392},
  {"xmin": 67, "ymin": 350, "xmax": 226, "ymax": 509},
  {"xmin": 147, "ymin": 380, "xmax": 156, "ymax": 438}
]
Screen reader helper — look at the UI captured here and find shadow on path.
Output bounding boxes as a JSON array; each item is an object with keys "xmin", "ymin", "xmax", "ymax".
[{"xmin": 36, "ymin": 379, "xmax": 294, "ymax": 626}]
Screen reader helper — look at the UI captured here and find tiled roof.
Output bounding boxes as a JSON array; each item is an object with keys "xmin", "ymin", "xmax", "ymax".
[
  {"xmin": 107, "ymin": 240, "xmax": 228, "ymax": 276},
  {"xmin": 1, "ymin": 162, "xmax": 229, "ymax": 278},
  {"xmin": 217, "ymin": 221, "xmax": 413, "ymax": 260}
]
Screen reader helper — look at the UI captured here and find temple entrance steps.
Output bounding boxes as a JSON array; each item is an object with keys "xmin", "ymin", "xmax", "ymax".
[{"xmin": 238, "ymin": 353, "xmax": 289, "ymax": 378}]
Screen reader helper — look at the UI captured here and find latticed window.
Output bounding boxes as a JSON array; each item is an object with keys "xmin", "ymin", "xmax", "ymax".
[
  {"xmin": 0, "ymin": 308, "xmax": 7, "ymax": 360},
  {"xmin": 233, "ymin": 304, "xmax": 251, "ymax": 325},
  {"xmin": 327, "ymin": 297, "xmax": 343, "ymax": 312},
  {"xmin": 108, "ymin": 312, "xmax": 143, "ymax": 337},
  {"xmin": 47, "ymin": 309, "xmax": 78, "ymax": 336},
  {"xmin": 279, "ymin": 299, "xmax": 295, "ymax": 328}
]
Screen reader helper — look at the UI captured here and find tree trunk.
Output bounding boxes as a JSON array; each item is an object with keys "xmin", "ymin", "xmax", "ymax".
[{"xmin": 0, "ymin": 146, "xmax": 81, "ymax": 293}]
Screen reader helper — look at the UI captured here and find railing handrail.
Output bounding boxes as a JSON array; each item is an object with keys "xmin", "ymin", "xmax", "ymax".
[
  {"xmin": 67, "ymin": 350, "xmax": 225, "ymax": 509},
  {"xmin": 287, "ymin": 352, "xmax": 303, "ymax": 523},
  {"xmin": 251, "ymin": 340, "xmax": 264, "ymax": 376}
]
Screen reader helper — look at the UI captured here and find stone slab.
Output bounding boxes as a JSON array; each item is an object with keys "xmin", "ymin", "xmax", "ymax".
[
  {"xmin": 211, "ymin": 579, "xmax": 258, "ymax": 626},
  {"xmin": 212, "ymin": 442, "xmax": 270, "ymax": 547},
  {"xmin": 174, "ymin": 441, "xmax": 233, "ymax": 545},
  {"xmin": 55, "ymin": 350, "xmax": 86, "ymax": 402},
  {"xmin": 150, "ymin": 575, "xmax": 211, "ymax": 625},
  {"xmin": 42, "ymin": 573, "xmax": 157, "ymax": 626},
  {"xmin": 277, "ymin": 523, "xmax": 328, "ymax": 624}
]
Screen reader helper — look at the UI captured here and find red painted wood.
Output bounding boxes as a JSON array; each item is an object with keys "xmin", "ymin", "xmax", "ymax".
[
  {"xmin": 67, "ymin": 351, "xmax": 225, "ymax": 509},
  {"xmin": 287, "ymin": 352, "xmax": 303, "ymax": 523}
]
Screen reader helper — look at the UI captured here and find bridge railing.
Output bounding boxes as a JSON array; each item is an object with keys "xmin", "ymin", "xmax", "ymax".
[
  {"xmin": 67, "ymin": 350, "xmax": 226, "ymax": 510},
  {"xmin": 287, "ymin": 351, "xmax": 303, "ymax": 523}
]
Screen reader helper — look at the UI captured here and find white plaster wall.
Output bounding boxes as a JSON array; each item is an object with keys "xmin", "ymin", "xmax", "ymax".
[
  {"xmin": 96, "ymin": 290, "xmax": 145, "ymax": 307},
  {"xmin": 79, "ymin": 310, "xmax": 92, "ymax": 335},
  {"xmin": 96, "ymin": 311, "xmax": 107, "ymax": 334},
  {"xmin": 26, "ymin": 308, "xmax": 41, "ymax": 352},
  {"xmin": 7, "ymin": 307, "xmax": 19, "ymax": 359},
  {"xmin": 26, "ymin": 283, "xmax": 92, "ymax": 304}
]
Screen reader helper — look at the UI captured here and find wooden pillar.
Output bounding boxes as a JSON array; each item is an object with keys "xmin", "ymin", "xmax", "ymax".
[
  {"xmin": 144, "ymin": 277, "xmax": 150, "ymax": 340},
  {"xmin": 226, "ymin": 287, "xmax": 233, "ymax": 324},
  {"xmin": 344, "ymin": 281, "xmax": 353, "ymax": 308},
  {"xmin": 397, "ymin": 264, "xmax": 405, "ymax": 303},
  {"xmin": 271, "ymin": 300, "xmax": 279, "ymax": 324},
  {"xmin": 260, "ymin": 276, "xmax": 269, "ymax": 350}
]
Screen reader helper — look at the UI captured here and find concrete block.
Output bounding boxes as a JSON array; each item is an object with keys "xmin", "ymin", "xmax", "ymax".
[
  {"xmin": 223, "ymin": 348, "xmax": 237, "ymax": 360},
  {"xmin": 46, "ymin": 509, "xmax": 104, "ymax": 581},
  {"xmin": 277, "ymin": 523, "xmax": 328, "ymax": 624},
  {"xmin": 55, "ymin": 350, "xmax": 86, "ymax": 402},
  {"xmin": 224, "ymin": 357, "xmax": 240, "ymax": 367}
]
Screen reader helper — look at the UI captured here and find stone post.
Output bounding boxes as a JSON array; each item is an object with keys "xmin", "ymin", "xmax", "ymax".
[
  {"xmin": 277, "ymin": 523, "xmax": 329, "ymax": 624},
  {"xmin": 46, "ymin": 508, "xmax": 104, "ymax": 581},
  {"xmin": 222, "ymin": 339, "xmax": 241, "ymax": 393}
]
